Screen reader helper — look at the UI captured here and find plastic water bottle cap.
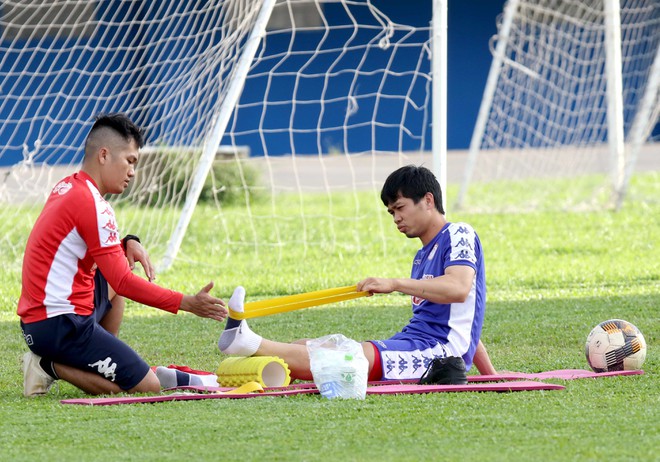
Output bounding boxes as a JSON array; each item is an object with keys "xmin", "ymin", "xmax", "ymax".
[{"xmin": 344, "ymin": 354, "xmax": 353, "ymax": 361}]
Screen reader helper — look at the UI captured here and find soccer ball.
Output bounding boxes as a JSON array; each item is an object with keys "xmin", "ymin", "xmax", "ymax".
[{"xmin": 585, "ymin": 319, "xmax": 646, "ymax": 372}]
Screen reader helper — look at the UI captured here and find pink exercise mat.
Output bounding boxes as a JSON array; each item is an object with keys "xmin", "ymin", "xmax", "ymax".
[
  {"xmin": 466, "ymin": 369, "xmax": 644, "ymax": 382},
  {"xmin": 366, "ymin": 380, "xmax": 564, "ymax": 394},
  {"xmin": 60, "ymin": 385, "xmax": 319, "ymax": 405},
  {"xmin": 58, "ymin": 368, "xmax": 642, "ymax": 406},
  {"xmin": 61, "ymin": 380, "xmax": 563, "ymax": 406}
]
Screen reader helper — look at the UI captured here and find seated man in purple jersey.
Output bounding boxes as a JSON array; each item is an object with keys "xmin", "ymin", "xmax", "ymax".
[{"xmin": 218, "ymin": 165, "xmax": 496, "ymax": 382}]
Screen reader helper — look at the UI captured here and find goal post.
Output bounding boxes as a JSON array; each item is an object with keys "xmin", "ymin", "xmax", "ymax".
[
  {"xmin": 0, "ymin": 0, "xmax": 443, "ymax": 271},
  {"xmin": 455, "ymin": 0, "xmax": 660, "ymax": 212},
  {"xmin": 603, "ymin": 0, "xmax": 626, "ymax": 205},
  {"xmin": 432, "ymin": 0, "xmax": 448, "ymax": 212},
  {"xmin": 618, "ymin": 40, "xmax": 660, "ymax": 209},
  {"xmin": 160, "ymin": 0, "xmax": 277, "ymax": 271}
]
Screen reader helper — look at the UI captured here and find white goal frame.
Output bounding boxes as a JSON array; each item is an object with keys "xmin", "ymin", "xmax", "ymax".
[
  {"xmin": 455, "ymin": 0, "xmax": 660, "ymax": 211},
  {"xmin": 0, "ymin": 0, "xmax": 448, "ymax": 271},
  {"xmin": 161, "ymin": 0, "xmax": 448, "ymax": 270}
]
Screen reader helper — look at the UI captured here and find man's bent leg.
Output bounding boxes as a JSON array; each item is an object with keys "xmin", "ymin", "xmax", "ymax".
[
  {"xmin": 94, "ymin": 271, "xmax": 124, "ymax": 337},
  {"xmin": 53, "ymin": 363, "xmax": 160, "ymax": 395},
  {"xmin": 472, "ymin": 339, "xmax": 497, "ymax": 375},
  {"xmin": 23, "ymin": 314, "xmax": 156, "ymax": 395},
  {"xmin": 100, "ymin": 290, "xmax": 124, "ymax": 337},
  {"xmin": 252, "ymin": 340, "xmax": 313, "ymax": 380},
  {"xmin": 232, "ymin": 338, "xmax": 378, "ymax": 382}
]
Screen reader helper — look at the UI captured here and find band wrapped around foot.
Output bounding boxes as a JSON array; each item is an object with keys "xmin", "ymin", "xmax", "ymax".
[{"xmin": 219, "ymin": 286, "xmax": 262, "ymax": 355}]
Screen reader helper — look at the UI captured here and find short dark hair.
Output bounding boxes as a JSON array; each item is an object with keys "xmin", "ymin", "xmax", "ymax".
[
  {"xmin": 87, "ymin": 113, "xmax": 145, "ymax": 149},
  {"xmin": 380, "ymin": 165, "xmax": 444, "ymax": 214}
]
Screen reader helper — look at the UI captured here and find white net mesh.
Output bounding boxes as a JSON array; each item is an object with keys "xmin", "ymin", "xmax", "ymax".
[
  {"xmin": 456, "ymin": 0, "xmax": 660, "ymax": 212},
  {"xmin": 0, "ymin": 0, "xmax": 434, "ymax": 270}
]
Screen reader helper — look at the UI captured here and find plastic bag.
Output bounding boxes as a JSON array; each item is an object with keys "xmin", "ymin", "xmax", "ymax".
[{"xmin": 306, "ymin": 333, "xmax": 368, "ymax": 400}]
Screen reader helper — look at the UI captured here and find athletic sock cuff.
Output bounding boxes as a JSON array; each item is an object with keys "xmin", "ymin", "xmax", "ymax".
[{"xmin": 39, "ymin": 358, "xmax": 59, "ymax": 379}]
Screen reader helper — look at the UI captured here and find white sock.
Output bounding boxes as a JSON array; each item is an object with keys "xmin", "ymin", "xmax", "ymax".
[
  {"xmin": 218, "ymin": 286, "xmax": 262, "ymax": 356},
  {"xmin": 218, "ymin": 321, "xmax": 263, "ymax": 356}
]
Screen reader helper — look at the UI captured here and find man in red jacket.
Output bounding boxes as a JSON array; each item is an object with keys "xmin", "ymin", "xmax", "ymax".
[{"xmin": 18, "ymin": 113, "xmax": 227, "ymax": 397}]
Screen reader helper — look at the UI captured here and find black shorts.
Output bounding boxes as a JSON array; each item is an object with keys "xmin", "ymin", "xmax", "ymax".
[
  {"xmin": 20, "ymin": 271, "xmax": 150, "ymax": 391},
  {"xmin": 93, "ymin": 270, "xmax": 113, "ymax": 323}
]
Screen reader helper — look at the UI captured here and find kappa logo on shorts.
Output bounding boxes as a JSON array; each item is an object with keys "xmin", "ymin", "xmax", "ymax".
[
  {"xmin": 22, "ymin": 331, "xmax": 34, "ymax": 346},
  {"xmin": 397, "ymin": 354, "xmax": 409, "ymax": 375},
  {"xmin": 385, "ymin": 356, "xmax": 396, "ymax": 375},
  {"xmin": 88, "ymin": 356, "xmax": 117, "ymax": 382},
  {"xmin": 411, "ymin": 355, "xmax": 423, "ymax": 374},
  {"xmin": 421, "ymin": 354, "xmax": 434, "ymax": 370},
  {"xmin": 384, "ymin": 352, "xmax": 434, "ymax": 378}
]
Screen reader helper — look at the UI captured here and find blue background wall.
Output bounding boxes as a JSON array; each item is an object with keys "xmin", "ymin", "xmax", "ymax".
[
  {"xmin": 0, "ymin": 0, "xmax": 507, "ymax": 166},
  {"xmin": 0, "ymin": 0, "xmax": 656, "ymax": 167}
]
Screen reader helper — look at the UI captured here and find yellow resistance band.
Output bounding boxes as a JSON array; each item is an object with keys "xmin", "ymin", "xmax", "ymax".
[
  {"xmin": 219, "ymin": 381, "xmax": 264, "ymax": 394},
  {"xmin": 228, "ymin": 285, "xmax": 370, "ymax": 320}
]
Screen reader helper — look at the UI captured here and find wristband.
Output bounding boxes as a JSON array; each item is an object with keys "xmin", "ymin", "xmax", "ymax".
[{"xmin": 121, "ymin": 234, "xmax": 141, "ymax": 252}]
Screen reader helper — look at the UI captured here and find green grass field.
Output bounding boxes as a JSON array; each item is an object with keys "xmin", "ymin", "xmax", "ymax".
[{"xmin": 0, "ymin": 173, "xmax": 658, "ymax": 461}]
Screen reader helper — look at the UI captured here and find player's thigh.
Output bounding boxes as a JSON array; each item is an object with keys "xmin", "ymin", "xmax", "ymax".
[{"xmin": 23, "ymin": 314, "xmax": 150, "ymax": 391}]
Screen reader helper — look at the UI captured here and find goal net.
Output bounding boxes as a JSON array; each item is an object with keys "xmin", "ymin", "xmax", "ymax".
[
  {"xmin": 0, "ymin": 0, "xmax": 434, "ymax": 273},
  {"xmin": 455, "ymin": 0, "xmax": 660, "ymax": 213}
]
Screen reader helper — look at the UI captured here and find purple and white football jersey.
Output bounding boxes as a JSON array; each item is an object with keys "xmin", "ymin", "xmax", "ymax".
[{"xmin": 372, "ymin": 222, "xmax": 486, "ymax": 379}]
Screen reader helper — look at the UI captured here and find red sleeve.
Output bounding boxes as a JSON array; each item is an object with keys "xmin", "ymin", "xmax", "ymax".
[{"xmin": 94, "ymin": 250, "xmax": 183, "ymax": 314}]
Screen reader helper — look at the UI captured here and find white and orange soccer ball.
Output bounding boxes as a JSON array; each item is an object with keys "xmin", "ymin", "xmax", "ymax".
[{"xmin": 585, "ymin": 319, "xmax": 646, "ymax": 373}]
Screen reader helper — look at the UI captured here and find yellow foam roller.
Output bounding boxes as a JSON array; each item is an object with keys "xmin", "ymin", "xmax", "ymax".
[{"xmin": 216, "ymin": 356, "xmax": 291, "ymax": 388}]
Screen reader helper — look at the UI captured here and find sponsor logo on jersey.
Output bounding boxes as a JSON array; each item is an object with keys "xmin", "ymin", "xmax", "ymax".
[
  {"xmin": 450, "ymin": 223, "xmax": 477, "ymax": 264},
  {"xmin": 104, "ymin": 232, "xmax": 120, "ymax": 246},
  {"xmin": 102, "ymin": 219, "xmax": 120, "ymax": 246},
  {"xmin": 99, "ymin": 205, "xmax": 113, "ymax": 216},
  {"xmin": 454, "ymin": 237, "xmax": 473, "ymax": 251},
  {"xmin": 455, "ymin": 249, "xmax": 471, "ymax": 259},
  {"xmin": 88, "ymin": 181, "xmax": 121, "ymax": 248},
  {"xmin": 103, "ymin": 219, "xmax": 118, "ymax": 232},
  {"xmin": 52, "ymin": 181, "xmax": 73, "ymax": 196},
  {"xmin": 453, "ymin": 225, "xmax": 470, "ymax": 235}
]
